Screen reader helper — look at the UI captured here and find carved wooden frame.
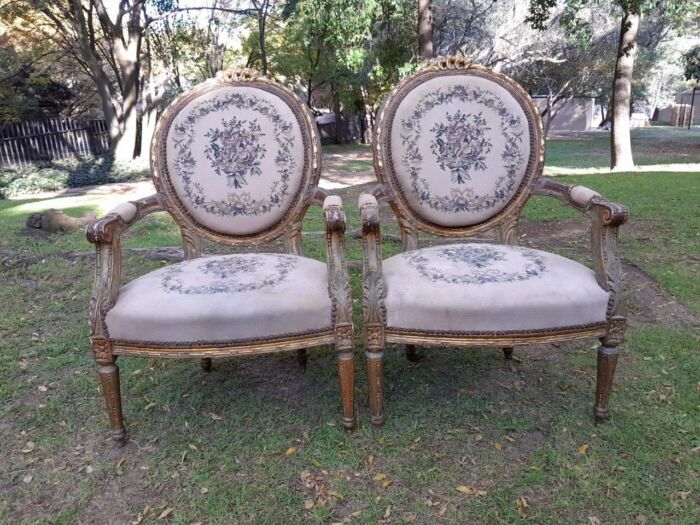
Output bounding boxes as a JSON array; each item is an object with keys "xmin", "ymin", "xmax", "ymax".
[
  {"xmin": 361, "ymin": 57, "xmax": 628, "ymax": 426},
  {"xmin": 86, "ymin": 69, "xmax": 355, "ymax": 442}
]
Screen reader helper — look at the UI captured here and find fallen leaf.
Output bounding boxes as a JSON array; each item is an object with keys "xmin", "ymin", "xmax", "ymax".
[
  {"xmin": 209, "ymin": 413, "xmax": 223, "ymax": 421},
  {"xmin": 116, "ymin": 456, "xmax": 126, "ymax": 469},
  {"xmin": 38, "ymin": 385, "xmax": 48, "ymax": 392},
  {"xmin": 304, "ymin": 499, "xmax": 315, "ymax": 510},
  {"xmin": 189, "ymin": 444, "xmax": 198, "ymax": 451},
  {"xmin": 455, "ymin": 485, "xmax": 473, "ymax": 494},
  {"xmin": 373, "ymin": 473, "xmax": 387, "ymax": 481},
  {"xmin": 86, "ymin": 465, "xmax": 94, "ymax": 474},
  {"xmin": 494, "ymin": 442, "xmax": 503, "ymax": 451},
  {"xmin": 22, "ymin": 474, "xmax": 32, "ymax": 484},
  {"xmin": 286, "ymin": 447, "xmax": 296, "ymax": 455},
  {"xmin": 200, "ymin": 487, "xmax": 208, "ymax": 494},
  {"xmin": 578, "ymin": 444, "xmax": 589, "ymax": 455},
  {"xmin": 588, "ymin": 517, "xmax": 601, "ymax": 525},
  {"xmin": 158, "ymin": 507, "xmax": 173, "ymax": 520},
  {"xmin": 678, "ymin": 490, "xmax": 691, "ymax": 501},
  {"xmin": 383, "ymin": 506, "xmax": 391, "ymax": 519}
]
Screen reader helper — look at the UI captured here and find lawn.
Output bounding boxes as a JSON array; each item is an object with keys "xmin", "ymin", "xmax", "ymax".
[{"xmin": 0, "ymin": 127, "xmax": 698, "ymax": 524}]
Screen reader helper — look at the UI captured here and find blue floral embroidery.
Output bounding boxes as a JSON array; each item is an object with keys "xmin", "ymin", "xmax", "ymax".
[
  {"xmin": 205, "ymin": 117, "xmax": 266, "ymax": 189},
  {"xmin": 431, "ymin": 110, "xmax": 491, "ymax": 184},
  {"xmin": 171, "ymin": 91, "xmax": 297, "ymax": 217},
  {"xmin": 161, "ymin": 254, "xmax": 298, "ymax": 295},
  {"xmin": 400, "ymin": 85, "xmax": 526, "ymax": 214},
  {"xmin": 403, "ymin": 245, "xmax": 545, "ymax": 285}
]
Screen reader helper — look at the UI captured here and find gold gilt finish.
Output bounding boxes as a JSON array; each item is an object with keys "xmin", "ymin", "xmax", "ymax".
[
  {"xmin": 361, "ymin": 57, "xmax": 628, "ymax": 426},
  {"xmin": 87, "ymin": 69, "xmax": 355, "ymax": 443}
]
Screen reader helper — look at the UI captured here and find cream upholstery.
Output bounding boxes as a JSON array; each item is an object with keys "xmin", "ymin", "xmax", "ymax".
[
  {"xmin": 383, "ymin": 243, "xmax": 609, "ymax": 333},
  {"xmin": 105, "ymin": 253, "xmax": 333, "ymax": 344},
  {"xmin": 570, "ymin": 185, "xmax": 600, "ymax": 207},
  {"xmin": 108, "ymin": 202, "xmax": 137, "ymax": 223},
  {"xmin": 389, "ymin": 75, "xmax": 531, "ymax": 227},
  {"xmin": 165, "ymin": 86, "xmax": 306, "ymax": 236}
]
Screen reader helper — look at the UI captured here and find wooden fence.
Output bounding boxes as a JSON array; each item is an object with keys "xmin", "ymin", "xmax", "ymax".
[{"xmin": 0, "ymin": 117, "xmax": 110, "ymax": 168}]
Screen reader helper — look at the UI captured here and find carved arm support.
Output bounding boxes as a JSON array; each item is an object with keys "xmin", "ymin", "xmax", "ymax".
[
  {"xmin": 85, "ymin": 194, "xmax": 164, "ymax": 356},
  {"xmin": 533, "ymin": 177, "xmax": 629, "ymax": 343},
  {"xmin": 323, "ymin": 196, "xmax": 354, "ymax": 351},
  {"xmin": 359, "ymin": 194, "xmax": 387, "ymax": 350}
]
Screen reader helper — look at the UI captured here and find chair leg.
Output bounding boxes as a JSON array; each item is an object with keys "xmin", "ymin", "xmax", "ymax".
[
  {"xmin": 296, "ymin": 348, "xmax": 308, "ymax": 369},
  {"xmin": 405, "ymin": 344, "xmax": 420, "ymax": 362},
  {"xmin": 98, "ymin": 362, "xmax": 126, "ymax": 444},
  {"xmin": 200, "ymin": 358, "xmax": 213, "ymax": 372},
  {"xmin": 503, "ymin": 347, "xmax": 514, "ymax": 360},
  {"xmin": 366, "ymin": 350, "xmax": 384, "ymax": 426},
  {"xmin": 337, "ymin": 351, "xmax": 356, "ymax": 429},
  {"xmin": 594, "ymin": 345, "xmax": 619, "ymax": 422}
]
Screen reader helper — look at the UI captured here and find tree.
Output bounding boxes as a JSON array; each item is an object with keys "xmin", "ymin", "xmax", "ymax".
[
  {"xmin": 528, "ymin": 0, "xmax": 700, "ymax": 170},
  {"xmin": 418, "ymin": 0, "xmax": 433, "ymax": 58},
  {"xmin": 683, "ymin": 46, "xmax": 700, "ymax": 83}
]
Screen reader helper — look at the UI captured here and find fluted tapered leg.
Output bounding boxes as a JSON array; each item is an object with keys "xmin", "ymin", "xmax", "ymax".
[
  {"xmin": 503, "ymin": 347, "xmax": 514, "ymax": 360},
  {"xmin": 366, "ymin": 350, "xmax": 384, "ymax": 426},
  {"xmin": 405, "ymin": 345, "xmax": 419, "ymax": 362},
  {"xmin": 98, "ymin": 363, "xmax": 126, "ymax": 443},
  {"xmin": 594, "ymin": 345, "xmax": 619, "ymax": 422},
  {"xmin": 337, "ymin": 351, "xmax": 355, "ymax": 429},
  {"xmin": 200, "ymin": 358, "xmax": 212, "ymax": 372}
]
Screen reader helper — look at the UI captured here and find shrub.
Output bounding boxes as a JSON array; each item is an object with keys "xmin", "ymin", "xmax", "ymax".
[{"xmin": 0, "ymin": 156, "xmax": 150, "ymax": 198}]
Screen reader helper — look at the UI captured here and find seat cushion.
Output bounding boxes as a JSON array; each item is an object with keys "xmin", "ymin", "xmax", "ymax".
[
  {"xmin": 105, "ymin": 253, "xmax": 333, "ymax": 345},
  {"xmin": 383, "ymin": 243, "xmax": 609, "ymax": 333}
]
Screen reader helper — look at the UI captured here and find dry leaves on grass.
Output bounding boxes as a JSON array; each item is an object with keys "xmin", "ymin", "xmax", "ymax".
[
  {"xmin": 578, "ymin": 443, "xmax": 589, "ymax": 455},
  {"xmin": 300, "ymin": 469, "xmax": 341, "ymax": 510},
  {"xmin": 516, "ymin": 496, "xmax": 529, "ymax": 516},
  {"xmin": 455, "ymin": 485, "xmax": 488, "ymax": 497},
  {"xmin": 373, "ymin": 472, "xmax": 393, "ymax": 488}
]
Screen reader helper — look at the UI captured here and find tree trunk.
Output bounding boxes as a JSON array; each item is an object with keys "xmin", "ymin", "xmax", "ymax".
[
  {"xmin": 418, "ymin": 0, "xmax": 433, "ymax": 59},
  {"xmin": 610, "ymin": 10, "xmax": 640, "ymax": 171},
  {"xmin": 257, "ymin": 1, "xmax": 269, "ymax": 75},
  {"xmin": 330, "ymin": 81, "xmax": 344, "ymax": 144}
]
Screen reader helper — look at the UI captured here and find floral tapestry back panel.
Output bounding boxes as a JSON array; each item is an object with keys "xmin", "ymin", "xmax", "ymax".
[
  {"xmin": 166, "ymin": 87, "xmax": 306, "ymax": 236},
  {"xmin": 389, "ymin": 75, "xmax": 531, "ymax": 227}
]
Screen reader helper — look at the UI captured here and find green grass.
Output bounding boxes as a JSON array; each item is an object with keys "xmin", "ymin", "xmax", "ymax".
[{"xmin": 0, "ymin": 128, "xmax": 698, "ymax": 524}]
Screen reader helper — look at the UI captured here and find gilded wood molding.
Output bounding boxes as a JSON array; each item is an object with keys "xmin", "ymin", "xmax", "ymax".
[{"xmin": 360, "ymin": 195, "xmax": 387, "ymax": 351}]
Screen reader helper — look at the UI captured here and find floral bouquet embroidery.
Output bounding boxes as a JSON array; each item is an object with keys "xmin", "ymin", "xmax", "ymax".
[
  {"xmin": 431, "ymin": 111, "xmax": 491, "ymax": 184},
  {"xmin": 205, "ymin": 117, "xmax": 266, "ymax": 189}
]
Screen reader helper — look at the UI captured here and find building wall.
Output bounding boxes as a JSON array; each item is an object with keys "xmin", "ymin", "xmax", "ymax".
[{"xmin": 532, "ymin": 97, "xmax": 596, "ymax": 131}]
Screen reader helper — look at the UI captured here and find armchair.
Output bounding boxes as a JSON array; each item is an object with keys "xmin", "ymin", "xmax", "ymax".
[
  {"xmin": 87, "ymin": 69, "xmax": 355, "ymax": 442},
  {"xmin": 360, "ymin": 57, "xmax": 628, "ymax": 425}
]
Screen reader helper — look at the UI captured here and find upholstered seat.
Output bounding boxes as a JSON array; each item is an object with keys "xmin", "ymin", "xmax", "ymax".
[
  {"xmin": 105, "ymin": 253, "xmax": 333, "ymax": 345},
  {"xmin": 383, "ymin": 243, "xmax": 609, "ymax": 333}
]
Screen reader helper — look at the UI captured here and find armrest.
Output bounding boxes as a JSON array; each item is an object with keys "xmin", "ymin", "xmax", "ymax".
[
  {"xmin": 532, "ymin": 177, "xmax": 628, "ymax": 338},
  {"xmin": 322, "ymin": 196, "xmax": 353, "ymax": 351},
  {"xmin": 86, "ymin": 194, "xmax": 164, "ymax": 354},
  {"xmin": 534, "ymin": 177, "xmax": 628, "ymax": 221},
  {"xmin": 359, "ymin": 194, "xmax": 386, "ymax": 350},
  {"xmin": 86, "ymin": 194, "xmax": 163, "ymax": 245}
]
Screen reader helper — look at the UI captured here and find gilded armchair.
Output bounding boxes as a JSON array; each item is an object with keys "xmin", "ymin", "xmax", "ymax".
[
  {"xmin": 360, "ymin": 57, "xmax": 628, "ymax": 425},
  {"xmin": 87, "ymin": 69, "xmax": 355, "ymax": 442}
]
